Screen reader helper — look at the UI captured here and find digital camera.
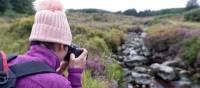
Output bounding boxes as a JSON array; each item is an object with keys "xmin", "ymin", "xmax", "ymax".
[{"xmin": 64, "ymin": 44, "xmax": 83, "ymax": 62}]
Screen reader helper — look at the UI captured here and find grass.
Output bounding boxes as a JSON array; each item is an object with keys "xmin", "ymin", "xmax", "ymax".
[
  {"xmin": 181, "ymin": 37, "xmax": 200, "ymax": 64},
  {"xmin": 106, "ymin": 61, "xmax": 123, "ymax": 81},
  {"xmin": 82, "ymin": 70, "xmax": 108, "ymax": 88},
  {"xmin": 0, "ymin": 16, "xmax": 33, "ymax": 54}
]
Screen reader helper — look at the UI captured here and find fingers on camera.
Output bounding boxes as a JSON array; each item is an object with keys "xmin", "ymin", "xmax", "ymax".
[{"xmin": 79, "ymin": 48, "xmax": 88, "ymax": 58}]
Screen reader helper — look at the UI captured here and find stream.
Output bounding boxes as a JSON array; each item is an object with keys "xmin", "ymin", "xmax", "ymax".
[{"xmin": 112, "ymin": 26, "xmax": 200, "ymax": 88}]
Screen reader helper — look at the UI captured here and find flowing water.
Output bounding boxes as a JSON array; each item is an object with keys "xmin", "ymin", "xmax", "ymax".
[{"xmin": 112, "ymin": 26, "xmax": 199, "ymax": 88}]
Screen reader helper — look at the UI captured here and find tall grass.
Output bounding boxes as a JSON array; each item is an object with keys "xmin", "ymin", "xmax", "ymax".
[
  {"xmin": 106, "ymin": 61, "xmax": 123, "ymax": 81},
  {"xmin": 82, "ymin": 70, "xmax": 108, "ymax": 88}
]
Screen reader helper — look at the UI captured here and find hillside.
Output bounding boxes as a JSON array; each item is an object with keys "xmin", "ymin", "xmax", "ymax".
[
  {"xmin": 0, "ymin": 7, "xmax": 200, "ymax": 87},
  {"xmin": 0, "ymin": 12, "xmax": 149, "ymax": 88}
]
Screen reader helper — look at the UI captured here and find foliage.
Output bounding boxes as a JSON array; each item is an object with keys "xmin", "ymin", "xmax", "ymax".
[
  {"xmin": 186, "ymin": 0, "xmax": 199, "ymax": 10},
  {"xmin": 122, "ymin": 8, "xmax": 185, "ymax": 17},
  {"xmin": 86, "ymin": 56, "xmax": 105, "ymax": 76},
  {"xmin": 144, "ymin": 24, "xmax": 184, "ymax": 52},
  {"xmin": 0, "ymin": 16, "xmax": 33, "ymax": 54},
  {"xmin": 184, "ymin": 8, "xmax": 200, "ymax": 22},
  {"xmin": 106, "ymin": 61, "xmax": 123, "ymax": 80},
  {"xmin": 145, "ymin": 19, "xmax": 200, "ymax": 65},
  {"xmin": 3, "ymin": 10, "xmax": 18, "ymax": 18},
  {"xmin": 123, "ymin": 9, "xmax": 137, "ymax": 16},
  {"xmin": 191, "ymin": 73, "xmax": 200, "ymax": 84},
  {"xmin": 0, "ymin": 0, "xmax": 9, "ymax": 12},
  {"xmin": 82, "ymin": 70, "xmax": 108, "ymax": 88},
  {"xmin": 71, "ymin": 24, "xmax": 124, "ymax": 53},
  {"xmin": 104, "ymin": 28, "xmax": 124, "ymax": 52},
  {"xmin": 10, "ymin": 0, "xmax": 34, "ymax": 14},
  {"xmin": 92, "ymin": 14, "xmax": 109, "ymax": 22},
  {"xmin": 73, "ymin": 34, "xmax": 110, "ymax": 57},
  {"xmin": 68, "ymin": 9, "xmax": 111, "ymax": 13},
  {"xmin": 9, "ymin": 16, "xmax": 34, "ymax": 38},
  {"xmin": 1, "ymin": 38, "xmax": 28, "ymax": 54},
  {"xmin": 181, "ymin": 37, "xmax": 200, "ymax": 64}
]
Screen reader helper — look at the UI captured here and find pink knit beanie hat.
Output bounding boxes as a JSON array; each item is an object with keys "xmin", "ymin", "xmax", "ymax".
[{"xmin": 29, "ymin": 0, "xmax": 72, "ymax": 45}]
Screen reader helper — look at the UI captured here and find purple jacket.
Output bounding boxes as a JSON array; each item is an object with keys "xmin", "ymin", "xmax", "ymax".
[{"xmin": 8, "ymin": 45, "xmax": 83, "ymax": 88}]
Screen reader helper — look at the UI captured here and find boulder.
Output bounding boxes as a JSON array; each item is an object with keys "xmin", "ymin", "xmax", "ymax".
[
  {"xmin": 130, "ymin": 50, "xmax": 137, "ymax": 55},
  {"xmin": 174, "ymin": 75, "xmax": 191, "ymax": 88},
  {"xmin": 150, "ymin": 63, "xmax": 176, "ymax": 81},
  {"xmin": 123, "ymin": 68, "xmax": 132, "ymax": 83},
  {"xmin": 149, "ymin": 80, "xmax": 165, "ymax": 88},
  {"xmin": 124, "ymin": 55, "xmax": 148, "ymax": 67},
  {"xmin": 134, "ymin": 66, "xmax": 151, "ymax": 74},
  {"xmin": 131, "ymin": 72, "xmax": 152, "ymax": 85},
  {"xmin": 162, "ymin": 59, "xmax": 181, "ymax": 67}
]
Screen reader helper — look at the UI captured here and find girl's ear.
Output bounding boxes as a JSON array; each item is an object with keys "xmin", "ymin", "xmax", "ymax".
[
  {"xmin": 60, "ymin": 44, "xmax": 65, "ymax": 50},
  {"xmin": 55, "ymin": 44, "xmax": 65, "ymax": 51},
  {"xmin": 54, "ymin": 44, "xmax": 64, "ymax": 51}
]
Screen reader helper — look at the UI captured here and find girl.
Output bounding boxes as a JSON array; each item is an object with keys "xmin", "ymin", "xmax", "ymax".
[{"xmin": 8, "ymin": 0, "xmax": 87, "ymax": 88}]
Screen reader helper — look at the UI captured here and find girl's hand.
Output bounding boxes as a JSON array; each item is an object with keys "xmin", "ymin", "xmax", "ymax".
[
  {"xmin": 56, "ymin": 61, "xmax": 68, "ymax": 74},
  {"xmin": 69, "ymin": 48, "xmax": 87, "ymax": 69}
]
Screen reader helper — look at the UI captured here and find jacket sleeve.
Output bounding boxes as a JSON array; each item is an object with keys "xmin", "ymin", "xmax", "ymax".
[{"xmin": 67, "ymin": 68, "xmax": 83, "ymax": 88}]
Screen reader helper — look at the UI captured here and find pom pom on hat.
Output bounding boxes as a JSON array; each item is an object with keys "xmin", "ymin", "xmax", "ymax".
[
  {"xmin": 33, "ymin": 0, "xmax": 64, "ymax": 12},
  {"xmin": 30, "ymin": 0, "xmax": 72, "ymax": 45}
]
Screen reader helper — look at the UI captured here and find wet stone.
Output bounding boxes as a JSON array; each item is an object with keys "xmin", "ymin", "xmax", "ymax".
[
  {"xmin": 150, "ymin": 63, "xmax": 176, "ymax": 81},
  {"xmin": 124, "ymin": 55, "xmax": 148, "ymax": 67},
  {"xmin": 131, "ymin": 72, "xmax": 152, "ymax": 85},
  {"xmin": 149, "ymin": 80, "xmax": 165, "ymax": 88},
  {"xmin": 134, "ymin": 66, "xmax": 150, "ymax": 73},
  {"xmin": 174, "ymin": 75, "xmax": 191, "ymax": 88}
]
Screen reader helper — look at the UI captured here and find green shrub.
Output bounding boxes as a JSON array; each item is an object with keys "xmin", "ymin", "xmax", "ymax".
[
  {"xmin": 88, "ymin": 36, "xmax": 110, "ymax": 55},
  {"xmin": 82, "ymin": 70, "xmax": 108, "ymax": 88},
  {"xmin": 92, "ymin": 14, "xmax": 108, "ymax": 22},
  {"xmin": 71, "ymin": 24, "xmax": 125, "ymax": 54},
  {"xmin": 184, "ymin": 8, "xmax": 200, "ymax": 22},
  {"xmin": 0, "ymin": 16, "xmax": 32, "ymax": 54},
  {"xmin": 106, "ymin": 61, "xmax": 123, "ymax": 80},
  {"xmin": 70, "ymin": 24, "xmax": 105, "ymax": 38},
  {"xmin": 10, "ymin": 0, "xmax": 34, "ymax": 14},
  {"xmin": 9, "ymin": 16, "xmax": 33, "ymax": 38},
  {"xmin": 0, "ymin": 0, "xmax": 9, "ymax": 12},
  {"xmin": 191, "ymin": 73, "xmax": 200, "ymax": 84},
  {"xmin": 2, "ymin": 39, "xmax": 28, "ymax": 54},
  {"xmin": 104, "ymin": 28, "xmax": 124, "ymax": 52},
  {"xmin": 181, "ymin": 37, "xmax": 200, "ymax": 64},
  {"xmin": 3, "ymin": 10, "xmax": 27, "ymax": 18},
  {"xmin": 70, "ymin": 24, "xmax": 90, "ymax": 35},
  {"xmin": 74, "ymin": 35, "xmax": 110, "ymax": 57},
  {"xmin": 144, "ymin": 26, "xmax": 184, "ymax": 52},
  {"xmin": 145, "ymin": 22, "xmax": 200, "ymax": 65},
  {"xmin": 146, "ymin": 18, "xmax": 161, "ymax": 25},
  {"xmin": 0, "ymin": 18, "xmax": 10, "ymax": 29}
]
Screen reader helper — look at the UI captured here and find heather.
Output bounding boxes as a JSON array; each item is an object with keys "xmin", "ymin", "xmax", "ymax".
[
  {"xmin": 1, "ymin": 0, "xmax": 200, "ymax": 87},
  {"xmin": 144, "ymin": 15, "xmax": 200, "ymax": 84}
]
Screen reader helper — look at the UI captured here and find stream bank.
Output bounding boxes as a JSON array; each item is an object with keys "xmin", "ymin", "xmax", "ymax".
[{"xmin": 112, "ymin": 26, "xmax": 200, "ymax": 88}]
